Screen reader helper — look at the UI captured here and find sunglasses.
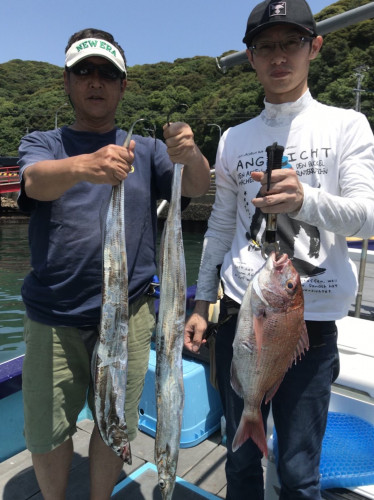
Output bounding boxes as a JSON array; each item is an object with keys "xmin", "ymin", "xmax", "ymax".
[{"xmin": 69, "ymin": 62, "xmax": 123, "ymax": 80}]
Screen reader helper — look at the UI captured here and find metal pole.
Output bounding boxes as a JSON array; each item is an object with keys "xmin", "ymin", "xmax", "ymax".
[
  {"xmin": 54, "ymin": 103, "xmax": 68, "ymax": 129},
  {"xmin": 353, "ymin": 65, "xmax": 369, "ymax": 318},
  {"xmin": 157, "ymin": 199, "xmax": 168, "ymax": 217},
  {"xmin": 207, "ymin": 123, "xmax": 222, "ymax": 139},
  {"xmin": 317, "ymin": 2, "xmax": 374, "ymax": 35},
  {"xmin": 354, "ymin": 238, "xmax": 369, "ymax": 317},
  {"xmin": 354, "ymin": 66, "xmax": 365, "ymax": 113}
]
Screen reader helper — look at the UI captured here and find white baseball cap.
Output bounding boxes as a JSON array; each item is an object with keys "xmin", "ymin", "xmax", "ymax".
[{"xmin": 65, "ymin": 38, "xmax": 127, "ymax": 76}]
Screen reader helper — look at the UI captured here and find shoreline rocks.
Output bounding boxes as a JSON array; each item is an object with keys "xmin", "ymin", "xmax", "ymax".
[{"xmin": 0, "ymin": 192, "xmax": 216, "ymax": 227}]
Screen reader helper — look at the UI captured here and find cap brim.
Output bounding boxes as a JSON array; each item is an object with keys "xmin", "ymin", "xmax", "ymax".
[
  {"xmin": 65, "ymin": 38, "xmax": 127, "ymax": 75},
  {"xmin": 243, "ymin": 21, "xmax": 315, "ymax": 45}
]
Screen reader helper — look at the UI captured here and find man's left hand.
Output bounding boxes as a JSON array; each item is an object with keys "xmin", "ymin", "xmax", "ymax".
[{"xmin": 163, "ymin": 122, "xmax": 199, "ymax": 166}]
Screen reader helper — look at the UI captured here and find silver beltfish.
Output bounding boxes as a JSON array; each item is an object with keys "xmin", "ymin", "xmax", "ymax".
[
  {"xmin": 155, "ymin": 162, "xmax": 186, "ymax": 499},
  {"xmin": 92, "ymin": 177, "xmax": 131, "ymax": 463},
  {"xmin": 92, "ymin": 123, "xmax": 143, "ymax": 463}
]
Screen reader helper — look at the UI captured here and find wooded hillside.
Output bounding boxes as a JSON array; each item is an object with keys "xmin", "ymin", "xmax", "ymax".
[{"xmin": 0, "ymin": 0, "xmax": 373, "ymax": 165}]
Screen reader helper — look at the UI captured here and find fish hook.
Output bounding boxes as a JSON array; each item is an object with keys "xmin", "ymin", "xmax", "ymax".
[
  {"xmin": 123, "ymin": 118, "xmax": 146, "ymax": 148},
  {"xmin": 167, "ymin": 103, "xmax": 188, "ymax": 126},
  {"xmin": 143, "ymin": 121, "xmax": 157, "ymax": 151},
  {"xmin": 123, "ymin": 118, "xmax": 157, "ymax": 168}
]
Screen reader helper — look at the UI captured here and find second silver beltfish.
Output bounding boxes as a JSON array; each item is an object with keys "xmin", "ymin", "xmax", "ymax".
[{"xmin": 155, "ymin": 162, "xmax": 186, "ymax": 499}]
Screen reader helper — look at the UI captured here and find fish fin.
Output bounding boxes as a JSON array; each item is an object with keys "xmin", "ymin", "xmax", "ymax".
[
  {"xmin": 232, "ymin": 414, "xmax": 268, "ymax": 458},
  {"xmin": 292, "ymin": 320, "xmax": 309, "ymax": 364},
  {"xmin": 265, "ymin": 378, "xmax": 283, "ymax": 404},
  {"xmin": 253, "ymin": 315, "xmax": 264, "ymax": 356}
]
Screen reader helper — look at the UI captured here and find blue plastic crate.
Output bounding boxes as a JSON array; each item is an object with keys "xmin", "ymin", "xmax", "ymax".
[
  {"xmin": 272, "ymin": 411, "xmax": 374, "ymax": 490},
  {"xmin": 320, "ymin": 412, "xmax": 374, "ymax": 489},
  {"xmin": 138, "ymin": 347, "xmax": 223, "ymax": 448}
]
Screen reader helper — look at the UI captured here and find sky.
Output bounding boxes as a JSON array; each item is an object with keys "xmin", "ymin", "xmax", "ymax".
[{"xmin": 0, "ymin": 0, "xmax": 334, "ymax": 69}]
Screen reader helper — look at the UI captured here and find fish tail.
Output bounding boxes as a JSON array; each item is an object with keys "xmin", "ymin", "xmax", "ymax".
[
  {"xmin": 232, "ymin": 414, "xmax": 268, "ymax": 458},
  {"xmin": 120, "ymin": 443, "xmax": 132, "ymax": 464}
]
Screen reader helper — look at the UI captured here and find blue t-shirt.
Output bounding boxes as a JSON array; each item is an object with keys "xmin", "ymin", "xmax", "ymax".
[{"xmin": 18, "ymin": 126, "xmax": 174, "ymax": 327}]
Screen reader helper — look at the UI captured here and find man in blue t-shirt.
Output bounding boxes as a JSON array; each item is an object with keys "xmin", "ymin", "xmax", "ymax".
[{"xmin": 18, "ymin": 27, "xmax": 210, "ymax": 499}]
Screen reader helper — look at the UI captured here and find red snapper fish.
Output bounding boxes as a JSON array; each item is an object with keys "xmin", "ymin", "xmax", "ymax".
[{"xmin": 230, "ymin": 252, "xmax": 309, "ymax": 457}]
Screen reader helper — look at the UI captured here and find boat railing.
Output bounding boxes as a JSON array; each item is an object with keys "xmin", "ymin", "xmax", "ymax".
[
  {"xmin": 157, "ymin": 168, "xmax": 216, "ymax": 217},
  {"xmin": 0, "ymin": 165, "xmax": 20, "ymax": 194}
]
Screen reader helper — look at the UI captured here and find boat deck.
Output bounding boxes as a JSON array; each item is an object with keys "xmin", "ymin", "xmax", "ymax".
[
  {"xmin": 0, "ymin": 419, "xmax": 230, "ymax": 499},
  {"xmin": 0, "ymin": 251, "xmax": 372, "ymax": 500}
]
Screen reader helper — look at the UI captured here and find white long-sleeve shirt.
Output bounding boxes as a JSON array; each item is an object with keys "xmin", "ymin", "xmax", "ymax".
[{"xmin": 195, "ymin": 91, "xmax": 374, "ymax": 321}]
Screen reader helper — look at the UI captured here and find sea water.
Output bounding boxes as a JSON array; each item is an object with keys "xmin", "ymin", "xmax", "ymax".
[
  {"xmin": 0, "ymin": 224, "xmax": 30, "ymax": 364},
  {"xmin": 0, "ymin": 223, "xmax": 204, "ymax": 364}
]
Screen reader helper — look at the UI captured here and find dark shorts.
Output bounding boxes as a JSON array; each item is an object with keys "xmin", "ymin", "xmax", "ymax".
[{"xmin": 22, "ymin": 295, "xmax": 155, "ymax": 454}]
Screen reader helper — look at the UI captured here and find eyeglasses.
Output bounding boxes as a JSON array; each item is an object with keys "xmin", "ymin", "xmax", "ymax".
[
  {"xmin": 249, "ymin": 36, "xmax": 314, "ymax": 58},
  {"xmin": 68, "ymin": 62, "xmax": 123, "ymax": 80}
]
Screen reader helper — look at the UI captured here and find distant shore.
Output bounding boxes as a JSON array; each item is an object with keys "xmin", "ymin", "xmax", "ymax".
[
  {"xmin": 0, "ymin": 193, "xmax": 214, "ymax": 228},
  {"xmin": 0, "ymin": 196, "xmax": 28, "ymax": 224}
]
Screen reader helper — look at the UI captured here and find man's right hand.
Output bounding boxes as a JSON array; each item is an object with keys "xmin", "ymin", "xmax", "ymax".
[
  {"xmin": 184, "ymin": 300, "xmax": 210, "ymax": 353},
  {"xmin": 86, "ymin": 141, "xmax": 135, "ymax": 185},
  {"xmin": 23, "ymin": 140, "xmax": 136, "ymax": 201}
]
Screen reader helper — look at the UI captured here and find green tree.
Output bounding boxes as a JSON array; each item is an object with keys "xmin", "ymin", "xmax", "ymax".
[{"xmin": 0, "ymin": 0, "xmax": 373, "ymax": 158}]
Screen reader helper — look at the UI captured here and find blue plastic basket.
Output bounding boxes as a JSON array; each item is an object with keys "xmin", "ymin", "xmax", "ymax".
[
  {"xmin": 272, "ymin": 411, "xmax": 374, "ymax": 489},
  {"xmin": 138, "ymin": 346, "xmax": 223, "ymax": 447}
]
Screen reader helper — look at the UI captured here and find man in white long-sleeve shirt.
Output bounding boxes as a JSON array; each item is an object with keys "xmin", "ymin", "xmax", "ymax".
[{"xmin": 184, "ymin": 1, "xmax": 374, "ymax": 498}]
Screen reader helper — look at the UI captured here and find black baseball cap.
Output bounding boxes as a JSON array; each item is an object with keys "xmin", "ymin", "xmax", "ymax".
[{"xmin": 243, "ymin": 0, "xmax": 318, "ymax": 46}]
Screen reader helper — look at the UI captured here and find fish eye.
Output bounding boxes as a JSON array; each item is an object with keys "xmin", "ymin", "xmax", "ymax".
[{"xmin": 286, "ymin": 280, "xmax": 294, "ymax": 289}]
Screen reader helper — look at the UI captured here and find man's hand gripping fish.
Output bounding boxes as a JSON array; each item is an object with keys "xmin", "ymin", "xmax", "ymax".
[{"xmin": 230, "ymin": 252, "xmax": 309, "ymax": 457}]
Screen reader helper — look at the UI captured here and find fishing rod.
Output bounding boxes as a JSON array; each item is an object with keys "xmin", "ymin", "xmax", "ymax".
[{"xmin": 261, "ymin": 142, "xmax": 285, "ymax": 259}]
